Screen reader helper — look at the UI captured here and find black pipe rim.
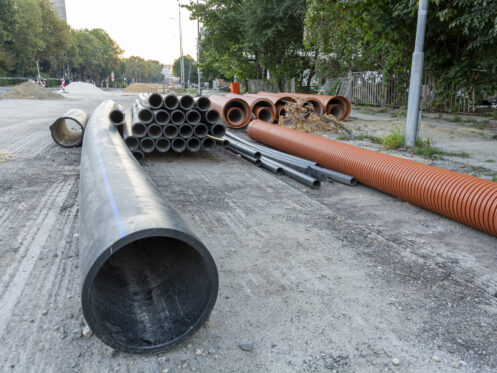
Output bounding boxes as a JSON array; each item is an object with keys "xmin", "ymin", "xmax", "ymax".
[
  {"xmin": 164, "ymin": 95, "xmax": 179, "ymax": 110},
  {"xmin": 81, "ymin": 228, "xmax": 218, "ymax": 354}
]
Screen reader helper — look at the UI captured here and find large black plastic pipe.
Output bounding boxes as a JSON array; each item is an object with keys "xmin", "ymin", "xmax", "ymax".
[
  {"xmin": 163, "ymin": 124, "xmax": 179, "ymax": 139},
  {"xmin": 201, "ymin": 137, "xmax": 216, "ymax": 150},
  {"xmin": 123, "ymin": 110, "xmax": 139, "ymax": 150},
  {"xmin": 140, "ymin": 137, "xmax": 156, "ymax": 153},
  {"xmin": 147, "ymin": 123, "xmax": 162, "ymax": 139},
  {"xmin": 187, "ymin": 137, "xmax": 201, "ymax": 152},
  {"xmin": 194, "ymin": 96, "xmax": 211, "ymax": 111},
  {"xmin": 50, "ymin": 108, "xmax": 88, "ymax": 148},
  {"xmin": 179, "ymin": 95, "xmax": 195, "ymax": 110},
  {"xmin": 186, "ymin": 109, "xmax": 201, "ymax": 125},
  {"xmin": 134, "ymin": 103, "xmax": 154, "ymax": 125},
  {"xmin": 209, "ymin": 123, "xmax": 226, "ymax": 138},
  {"xmin": 171, "ymin": 110, "xmax": 186, "ymax": 125},
  {"xmin": 109, "ymin": 104, "xmax": 125, "ymax": 126},
  {"xmin": 202, "ymin": 109, "xmax": 220, "ymax": 125},
  {"xmin": 154, "ymin": 110, "xmax": 170, "ymax": 125},
  {"xmin": 164, "ymin": 94, "xmax": 179, "ymax": 110},
  {"xmin": 139, "ymin": 93, "xmax": 163, "ymax": 109},
  {"xmin": 193, "ymin": 123, "xmax": 208, "ymax": 138},
  {"xmin": 79, "ymin": 100, "xmax": 218, "ymax": 354},
  {"xmin": 156, "ymin": 137, "xmax": 171, "ymax": 153}
]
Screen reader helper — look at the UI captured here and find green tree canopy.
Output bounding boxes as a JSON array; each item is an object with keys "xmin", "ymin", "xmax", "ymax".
[{"xmin": 172, "ymin": 55, "xmax": 199, "ymax": 84}]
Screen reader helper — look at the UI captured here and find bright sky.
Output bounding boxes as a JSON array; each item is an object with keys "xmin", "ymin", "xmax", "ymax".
[{"xmin": 65, "ymin": 0, "xmax": 199, "ymax": 65}]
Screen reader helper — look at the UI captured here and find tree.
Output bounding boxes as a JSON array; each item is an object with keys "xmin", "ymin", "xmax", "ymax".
[
  {"xmin": 172, "ymin": 55, "xmax": 198, "ymax": 85},
  {"xmin": 0, "ymin": 0, "xmax": 16, "ymax": 74}
]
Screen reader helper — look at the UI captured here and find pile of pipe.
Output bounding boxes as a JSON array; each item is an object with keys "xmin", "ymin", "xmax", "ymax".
[
  {"xmin": 208, "ymin": 92, "xmax": 351, "ymax": 128},
  {"xmin": 111, "ymin": 93, "xmax": 226, "ymax": 162},
  {"xmin": 223, "ymin": 128, "xmax": 357, "ymax": 189}
]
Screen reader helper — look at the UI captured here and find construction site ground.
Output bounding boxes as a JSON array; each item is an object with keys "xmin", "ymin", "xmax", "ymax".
[{"xmin": 0, "ymin": 93, "xmax": 496, "ymax": 372}]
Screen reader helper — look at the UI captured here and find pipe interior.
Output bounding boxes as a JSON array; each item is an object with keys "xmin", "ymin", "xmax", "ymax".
[
  {"xmin": 194, "ymin": 124, "xmax": 208, "ymax": 137},
  {"xmin": 196, "ymin": 97, "xmax": 211, "ymax": 110},
  {"xmin": 187, "ymin": 138, "xmax": 201, "ymax": 151},
  {"xmin": 155, "ymin": 111, "xmax": 170, "ymax": 124},
  {"xmin": 138, "ymin": 109, "xmax": 153, "ymax": 123},
  {"xmin": 148, "ymin": 94, "xmax": 163, "ymax": 108},
  {"xmin": 91, "ymin": 237, "xmax": 211, "ymax": 349},
  {"xmin": 227, "ymin": 108, "xmax": 244, "ymax": 124},
  {"xmin": 110, "ymin": 110, "xmax": 124, "ymax": 124},
  {"xmin": 308, "ymin": 100, "xmax": 321, "ymax": 114},
  {"xmin": 179, "ymin": 125, "xmax": 193, "ymax": 138},
  {"xmin": 202, "ymin": 138, "xmax": 215, "ymax": 149},
  {"xmin": 172, "ymin": 138, "xmax": 186, "ymax": 152},
  {"xmin": 132, "ymin": 150, "xmax": 144, "ymax": 163},
  {"xmin": 226, "ymin": 102, "xmax": 248, "ymax": 123},
  {"xmin": 51, "ymin": 118, "xmax": 83, "ymax": 147},
  {"xmin": 132, "ymin": 123, "xmax": 147, "ymax": 137},
  {"xmin": 171, "ymin": 111, "xmax": 185, "ymax": 124},
  {"xmin": 156, "ymin": 138, "xmax": 171, "ymax": 152},
  {"xmin": 257, "ymin": 108, "xmax": 273, "ymax": 122},
  {"xmin": 329, "ymin": 105, "xmax": 343, "ymax": 118},
  {"xmin": 141, "ymin": 138, "xmax": 155, "ymax": 152},
  {"xmin": 164, "ymin": 125, "xmax": 179, "ymax": 138},
  {"xmin": 180, "ymin": 95, "xmax": 194, "ymax": 110},
  {"xmin": 210, "ymin": 124, "xmax": 225, "ymax": 137},
  {"xmin": 125, "ymin": 137, "xmax": 139, "ymax": 149},
  {"xmin": 206, "ymin": 110, "xmax": 220, "ymax": 123},
  {"xmin": 164, "ymin": 95, "xmax": 179, "ymax": 110},
  {"xmin": 148, "ymin": 125, "xmax": 162, "ymax": 138},
  {"xmin": 187, "ymin": 111, "xmax": 201, "ymax": 124}
]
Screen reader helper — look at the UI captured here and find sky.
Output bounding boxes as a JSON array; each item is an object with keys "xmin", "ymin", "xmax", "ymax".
[{"xmin": 65, "ymin": 0, "xmax": 199, "ymax": 65}]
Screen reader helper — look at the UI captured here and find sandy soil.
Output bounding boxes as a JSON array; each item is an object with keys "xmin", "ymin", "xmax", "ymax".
[{"xmin": 0, "ymin": 95, "xmax": 496, "ymax": 372}]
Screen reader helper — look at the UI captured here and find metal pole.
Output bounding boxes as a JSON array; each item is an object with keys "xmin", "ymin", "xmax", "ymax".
[
  {"xmin": 405, "ymin": 0, "xmax": 428, "ymax": 146},
  {"xmin": 178, "ymin": 0, "xmax": 185, "ymax": 89},
  {"xmin": 197, "ymin": 0, "xmax": 201, "ymax": 95}
]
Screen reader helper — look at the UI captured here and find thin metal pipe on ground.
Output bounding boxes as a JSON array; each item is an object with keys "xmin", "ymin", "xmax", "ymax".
[
  {"xmin": 50, "ymin": 108, "xmax": 88, "ymax": 147},
  {"xmin": 248, "ymin": 120, "xmax": 497, "ymax": 236},
  {"xmin": 227, "ymin": 140, "xmax": 261, "ymax": 159},
  {"xmin": 79, "ymin": 100, "xmax": 218, "ymax": 353}
]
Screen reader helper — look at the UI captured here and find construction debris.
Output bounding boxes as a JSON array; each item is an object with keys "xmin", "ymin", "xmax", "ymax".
[{"xmin": 0, "ymin": 81, "xmax": 64, "ymax": 100}]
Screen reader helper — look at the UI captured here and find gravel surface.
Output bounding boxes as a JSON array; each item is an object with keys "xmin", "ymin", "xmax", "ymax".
[{"xmin": 0, "ymin": 94, "xmax": 496, "ymax": 372}]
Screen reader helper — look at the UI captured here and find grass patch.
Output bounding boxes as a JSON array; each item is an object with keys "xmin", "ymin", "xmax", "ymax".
[
  {"xmin": 336, "ymin": 134, "xmax": 350, "ymax": 141},
  {"xmin": 381, "ymin": 128, "xmax": 406, "ymax": 149},
  {"xmin": 485, "ymin": 159, "xmax": 495, "ymax": 163},
  {"xmin": 355, "ymin": 134, "xmax": 382, "ymax": 143}
]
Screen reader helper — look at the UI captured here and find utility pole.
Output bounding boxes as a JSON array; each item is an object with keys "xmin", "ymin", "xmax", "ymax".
[
  {"xmin": 178, "ymin": 0, "xmax": 185, "ymax": 90},
  {"xmin": 197, "ymin": 0, "xmax": 201, "ymax": 95},
  {"xmin": 405, "ymin": 0, "xmax": 428, "ymax": 146}
]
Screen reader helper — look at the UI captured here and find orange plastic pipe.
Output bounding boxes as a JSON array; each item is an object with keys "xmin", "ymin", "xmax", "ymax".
[
  {"xmin": 209, "ymin": 95, "xmax": 251, "ymax": 128},
  {"xmin": 248, "ymin": 120, "xmax": 497, "ymax": 237}
]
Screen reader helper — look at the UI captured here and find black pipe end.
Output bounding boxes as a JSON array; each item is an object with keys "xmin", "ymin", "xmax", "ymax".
[
  {"xmin": 195, "ymin": 96, "xmax": 211, "ymax": 111},
  {"xmin": 179, "ymin": 95, "xmax": 195, "ymax": 110},
  {"xmin": 164, "ymin": 95, "xmax": 179, "ymax": 110},
  {"xmin": 82, "ymin": 231, "xmax": 218, "ymax": 354},
  {"xmin": 148, "ymin": 93, "xmax": 164, "ymax": 109}
]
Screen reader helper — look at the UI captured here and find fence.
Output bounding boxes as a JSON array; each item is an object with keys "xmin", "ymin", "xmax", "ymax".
[{"xmin": 325, "ymin": 71, "xmax": 486, "ymax": 113}]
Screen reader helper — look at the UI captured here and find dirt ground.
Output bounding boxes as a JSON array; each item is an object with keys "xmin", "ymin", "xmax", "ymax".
[{"xmin": 0, "ymin": 94, "xmax": 496, "ymax": 372}]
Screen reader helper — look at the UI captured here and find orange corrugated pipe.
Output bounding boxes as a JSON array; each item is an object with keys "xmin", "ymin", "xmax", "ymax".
[{"xmin": 248, "ymin": 120, "xmax": 497, "ymax": 237}]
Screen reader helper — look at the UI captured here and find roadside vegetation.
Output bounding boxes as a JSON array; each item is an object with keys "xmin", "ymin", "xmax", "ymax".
[{"xmin": 0, "ymin": 0, "xmax": 164, "ymax": 83}]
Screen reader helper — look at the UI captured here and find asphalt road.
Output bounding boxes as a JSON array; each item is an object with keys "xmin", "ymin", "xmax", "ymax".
[{"xmin": 0, "ymin": 93, "xmax": 496, "ymax": 372}]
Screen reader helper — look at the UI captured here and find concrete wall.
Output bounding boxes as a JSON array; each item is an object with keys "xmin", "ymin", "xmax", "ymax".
[{"xmin": 50, "ymin": 0, "xmax": 66, "ymax": 21}]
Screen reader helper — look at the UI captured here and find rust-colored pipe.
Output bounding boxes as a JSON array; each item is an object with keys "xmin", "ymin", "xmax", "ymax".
[
  {"xmin": 254, "ymin": 106, "xmax": 275, "ymax": 123},
  {"xmin": 245, "ymin": 93, "xmax": 298, "ymax": 121},
  {"xmin": 209, "ymin": 95, "xmax": 251, "ymax": 128},
  {"xmin": 248, "ymin": 120, "xmax": 497, "ymax": 237},
  {"xmin": 257, "ymin": 91, "xmax": 323, "ymax": 115},
  {"xmin": 226, "ymin": 93, "xmax": 276, "ymax": 123},
  {"xmin": 327, "ymin": 104, "xmax": 344, "ymax": 119}
]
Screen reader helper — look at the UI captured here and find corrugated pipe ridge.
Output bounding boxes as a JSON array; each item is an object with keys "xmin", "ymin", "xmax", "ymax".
[{"xmin": 248, "ymin": 120, "xmax": 497, "ymax": 237}]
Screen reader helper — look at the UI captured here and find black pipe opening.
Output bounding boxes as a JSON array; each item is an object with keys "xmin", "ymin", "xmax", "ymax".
[
  {"xmin": 163, "ymin": 125, "xmax": 179, "ymax": 139},
  {"xmin": 148, "ymin": 93, "xmax": 164, "ymax": 108},
  {"xmin": 131, "ymin": 150, "xmax": 144, "ymax": 163},
  {"xmin": 329, "ymin": 105, "xmax": 343, "ymax": 118},
  {"xmin": 186, "ymin": 110, "xmax": 201, "ymax": 125},
  {"xmin": 179, "ymin": 95, "xmax": 195, "ymax": 110},
  {"xmin": 187, "ymin": 137, "xmax": 201, "ymax": 152},
  {"xmin": 125, "ymin": 136, "xmax": 139, "ymax": 150},
  {"xmin": 205, "ymin": 110, "xmax": 220, "ymax": 124},
  {"xmin": 195, "ymin": 96, "xmax": 211, "ymax": 111},
  {"xmin": 179, "ymin": 124, "xmax": 193, "ymax": 138},
  {"xmin": 257, "ymin": 108, "xmax": 273, "ymax": 122},
  {"xmin": 138, "ymin": 108, "xmax": 153, "ymax": 124},
  {"xmin": 171, "ymin": 110, "xmax": 185, "ymax": 125},
  {"xmin": 156, "ymin": 138, "xmax": 171, "ymax": 152},
  {"xmin": 172, "ymin": 138, "xmax": 186, "ymax": 152},
  {"xmin": 193, "ymin": 124, "xmax": 208, "ymax": 138},
  {"xmin": 140, "ymin": 138, "xmax": 155, "ymax": 153},
  {"xmin": 132, "ymin": 123, "xmax": 147, "ymax": 137},
  {"xmin": 201, "ymin": 137, "xmax": 215, "ymax": 150},
  {"xmin": 155, "ymin": 110, "xmax": 170, "ymax": 125},
  {"xmin": 147, "ymin": 124, "xmax": 162, "ymax": 139},
  {"xmin": 226, "ymin": 107, "xmax": 244, "ymax": 124},
  {"xmin": 109, "ymin": 110, "xmax": 125, "ymax": 124},
  {"xmin": 90, "ymin": 236, "xmax": 213, "ymax": 351},
  {"xmin": 210, "ymin": 123, "xmax": 226, "ymax": 138},
  {"xmin": 164, "ymin": 95, "xmax": 179, "ymax": 110}
]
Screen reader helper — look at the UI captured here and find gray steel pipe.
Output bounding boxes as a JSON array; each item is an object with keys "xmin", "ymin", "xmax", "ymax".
[
  {"xmin": 228, "ymin": 140, "xmax": 261, "ymax": 159},
  {"xmin": 147, "ymin": 123, "xmax": 162, "ymax": 139},
  {"xmin": 140, "ymin": 137, "xmax": 156, "ymax": 153},
  {"xmin": 164, "ymin": 94, "xmax": 179, "ymax": 110},
  {"xmin": 201, "ymin": 137, "xmax": 216, "ymax": 150},
  {"xmin": 154, "ymin": 110, "xmax": 170, "ymax": 125},
  {"xmin": 179, "ymin": 95, "xmax": 195, "ymax": 110},
  {"xmin": 172, "ymin": 137, "xmax": 187, "ymax": 152},
  {"xmin": 260, "ymin": 158, "xmax": 283, "ymax": 175},
  {"xmin": 156, "ymin": 137, "xmax": 171, "ymax": 153},
  {"xmin": 171, "ymin": 110, "xmax": 186, "ymax": 125},
  {"xmin": 122, "ymin": 109, "xmax": 139, "ymax": 150},
  {"xmin": 79, "ymin": 100, "xmax": 218, "ymax": 353},
  {"xmin": 265, "ymin": 158, "xmax": 321, "ymax": 188},
  {"xmin": 194, "ymin": 96, "xmax": 211, "ymax": 111},
  {"xmin": 186, "ymin": 109, "xmax": 201, "ymax": 125},
  {"xmin": 50, "ymin": 108, "xmax": 88, "ymax": 147},
  {"xmin": 240, "ymin": 153, "xmax": 262, "ymax": 167},
  {"xmin": 187, "ymin": 137, "xmax": 201, "ymax": 152}
]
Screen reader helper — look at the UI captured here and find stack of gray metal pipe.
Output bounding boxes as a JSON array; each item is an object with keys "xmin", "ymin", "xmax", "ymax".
[{"xmin": 109, "ymin": 93, "xmax": 226, "ymax": 163}]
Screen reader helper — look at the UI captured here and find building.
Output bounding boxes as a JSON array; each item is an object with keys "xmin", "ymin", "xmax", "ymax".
[{"xmin": 50, "ymin": 0, "xmax": 67, "ymax": 21}]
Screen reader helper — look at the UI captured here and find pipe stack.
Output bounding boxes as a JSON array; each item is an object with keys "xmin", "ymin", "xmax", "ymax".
[{"xmin": 116, "ymin": 94, "xmax": 225, "ymax": 163}]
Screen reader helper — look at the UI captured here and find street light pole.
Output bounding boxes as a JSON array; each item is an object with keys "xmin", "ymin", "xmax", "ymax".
[
  {"xmin": 178, "ymin": 0, "xmax": 185, "ymax": 89},
  {"xmin": 197, "ymin": 0, "xmax": 201, "ymax": 95},
  {"xmin": 405, "ymin": 0, "xmax": 429, "ymax": 146}
]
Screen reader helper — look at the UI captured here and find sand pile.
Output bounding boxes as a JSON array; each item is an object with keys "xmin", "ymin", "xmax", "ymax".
[
  {"xmin": 0, "ymin": 149, "xmax": 13, "ymax": 162},
  {"xmin": 63, "ymin": 82, "xmax": 104, "ymax": 95},
  {"xmin": 0, "ymin": 81, "xmax": 64, "ymax": 100}
]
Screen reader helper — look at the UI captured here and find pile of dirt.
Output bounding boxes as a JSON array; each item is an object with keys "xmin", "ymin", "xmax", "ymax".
[
  {"xmin": 0, "ymin": 81, "xmax": 64, "ymax": 100},
  {"xmin": 278, "ymin": 102, "xmax": 350, "ymax": 134},
  {"xmin": 63, "ymin": 82, "xmax": 104, "ymax": 95},
  {"xmin": 123, "ymin": 83, "xmax": 154, "ymax": 93}
]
